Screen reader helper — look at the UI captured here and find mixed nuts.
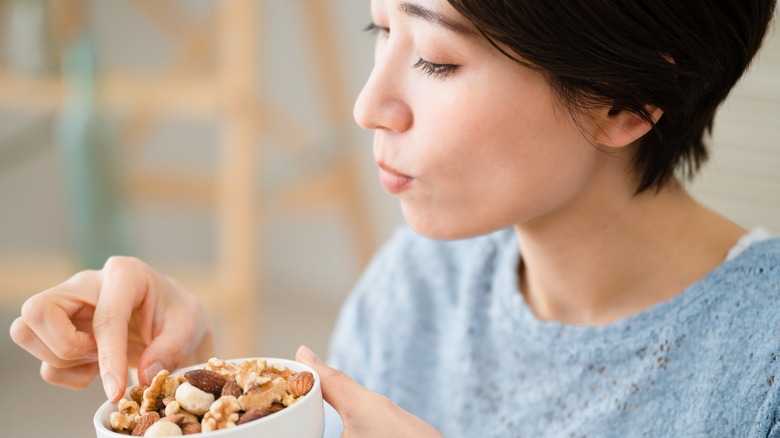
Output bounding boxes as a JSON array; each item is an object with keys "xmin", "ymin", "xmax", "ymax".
[{"xmin": 109, "ymin": 358, "xmax": 315, "ymax": 436}]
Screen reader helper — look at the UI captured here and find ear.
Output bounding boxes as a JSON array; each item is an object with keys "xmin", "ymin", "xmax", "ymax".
[{"xmin": 590, "ymin": 105, "xmax": 663, "ymax": 148}]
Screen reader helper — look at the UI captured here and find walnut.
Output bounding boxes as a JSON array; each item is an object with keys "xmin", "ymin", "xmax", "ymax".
[
  {"xmin": 129, "ymin": 385, "xmax": 147, "ymax": 406},
  {"xmin": 281, "ymin": 392, "xmax": 297, "ymax": 407},
  {"xmin": 109, "ymin": 398, "xmax": 141, "ymax": 433},
  {"xmin": 141, "ymin": 369, "xmax": 171, "ymax": 414},
  {"xmin": 204, "ymin": 357, "xmax": 238, "ymax": 380},
  {"xmin": 118, "ymin": 398, "xmax": 141, "ymax": 416},
  {"xmin": 175, "ymin": 382, "xmax": 214, "ymax": 416},
  {"xmin": 110, "ymin": 411, "xmax": 136, "ymax": 433},
  {"xmin": 269, "ymin": 363, "xmax": 294, "ymax": 379},
  {"xmin": 201, "ymin": 395, "xmax": 241, "ymax": 432},
  {"xmin": 162, "ymin": 375, "xmax": 180, "ymax": 398},
  {"xmin": 238, "ymin": 377, "xmax": 287, "ymax": 411},
  {"xmin": 237, "ymin": 359, "xmax": 268, "ymax": 389}
]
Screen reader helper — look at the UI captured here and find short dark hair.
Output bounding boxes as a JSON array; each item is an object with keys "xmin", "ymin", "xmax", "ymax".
[{"xmin": 447, "ymin": 0, "xmax": 777, "ymax": 192}]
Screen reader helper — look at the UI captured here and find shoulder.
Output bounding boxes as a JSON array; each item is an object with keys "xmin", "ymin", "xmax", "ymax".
[
  {"xmin": 704, "ymin": 236, "xmax": 780, "ymax": 328},
  {"xmin": 699, "ymin": 236, "xmax": 780, "ymax": 379},
  {"xmin": 715, "ymin": 236, "xmax": 780, "ymax": 291}
]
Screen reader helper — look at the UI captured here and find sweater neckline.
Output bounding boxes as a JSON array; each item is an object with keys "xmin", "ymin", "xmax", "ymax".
[{"xmin": 494, "ymin": 228, "xmax": 772, "ymax": 345}]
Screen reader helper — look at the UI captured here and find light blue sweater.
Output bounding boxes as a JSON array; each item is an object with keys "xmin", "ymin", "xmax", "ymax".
[{"xmin": 326, "ymin": 226, "xmax": 780, "ymax": 437}]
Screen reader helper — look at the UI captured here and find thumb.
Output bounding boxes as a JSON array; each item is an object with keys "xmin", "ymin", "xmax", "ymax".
[{"xmin": 295, "ymin": 345, "xmax": 369, "ymax": 415}]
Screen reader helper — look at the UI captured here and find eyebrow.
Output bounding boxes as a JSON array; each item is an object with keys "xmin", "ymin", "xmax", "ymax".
[{"xmin": 399, "ymin": 2, "xmax": 476, "ymax": 36}]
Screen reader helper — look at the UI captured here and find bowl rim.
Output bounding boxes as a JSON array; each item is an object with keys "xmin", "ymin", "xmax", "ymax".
[{"xmin": 93, "ymin": 357, "xmax": 322, "ymax": 437}]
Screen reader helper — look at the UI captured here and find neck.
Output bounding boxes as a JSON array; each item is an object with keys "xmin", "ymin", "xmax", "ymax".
[{"xmin": 515, "ymin": 181, "xmax": 746, "ymax": 326}]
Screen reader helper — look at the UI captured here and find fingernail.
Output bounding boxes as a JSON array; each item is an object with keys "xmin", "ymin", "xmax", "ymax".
[
  {"xmin": 103, "ymin": 374, "xmax": 119, "ymax": 401},
  {"xmin": 297, "ymin": 345, "xmax": 321, "ymax": 365},
  {"xmin": 143, "ymin": 360, "xmax": 163, "ymax": 384}
]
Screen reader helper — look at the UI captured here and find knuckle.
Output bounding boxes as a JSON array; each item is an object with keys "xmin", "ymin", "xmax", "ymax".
[
  {"xmin": 20, "ymin": 294, "xmax": 47, "ymax": 326},
  {"xmin": 103, "ymin": 255, "xmax": 146, "ymax": 273},
  {"xmin": 39, "ymin": 362, "xmax": 63, "ymax": 386},
  {"xmin": 66, "ymin": 269, "xmax": 99, "ymax": 285},
  {"xmin": 92, "ymin": 307, "xmax": 121, "ymax": 332},
  {"xmin": 324, "ymin": 367, "xmax": 350, "ymax": 383},
  {"xmin": 8, "ymin": 317, "xmax": 29, "ymax": 345},
  {"xmin": 39, "ymin": 363, "xmax": 54, "ymax": 383},
  {"xmin": 157, "ymin": 337, "xmax": 186, "ymax": 363},
  {"xmin": 52, "ymin": 343, "xmax": 80, "ymax": 362}
]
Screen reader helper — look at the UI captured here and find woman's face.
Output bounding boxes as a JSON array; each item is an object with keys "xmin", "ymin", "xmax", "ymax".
[{"xmin": 355, "ymin": 0, "xmax": 617, "ymax": 239}]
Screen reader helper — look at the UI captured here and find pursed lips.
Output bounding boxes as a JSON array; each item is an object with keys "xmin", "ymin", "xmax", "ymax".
[{"xmin": 377, "ymin": 160, "xmax": 413, "ymax": 194}]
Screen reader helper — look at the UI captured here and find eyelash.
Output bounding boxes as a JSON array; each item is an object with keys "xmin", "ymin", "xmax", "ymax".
[
  {"xmin": 413, "ymin": 58, "xmax": 458, "ymax": 79},
  {"xmin": 364, "ymin": 22, "xmax": 459, "ymax": 80},
  {"xmin": 364, "ymin": 22, "xmax": 389, "ymax": 36}
]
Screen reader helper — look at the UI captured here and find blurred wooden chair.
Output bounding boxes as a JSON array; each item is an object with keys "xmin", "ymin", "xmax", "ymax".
[{"xmin": 0, "ymin": 0, "xmax": 375, "ymax": 357}]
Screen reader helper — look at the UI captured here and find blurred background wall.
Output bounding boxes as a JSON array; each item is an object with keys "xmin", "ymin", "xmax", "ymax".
[{"xmin": 0, "ymin": 1, "xmax": 777, "ymax": 436}]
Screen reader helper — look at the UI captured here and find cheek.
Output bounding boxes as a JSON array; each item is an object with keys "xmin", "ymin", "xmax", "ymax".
[
  {"xmin": 399, "ymin": 68, "xmax": 603, "ymax": 237},
  {"xmin": 415, "ymin": 106, "xmax": 599, "ymax": 232},
  {"xmin": 420, "ymin": 85, "xmax": 583, "ymax": 188}
]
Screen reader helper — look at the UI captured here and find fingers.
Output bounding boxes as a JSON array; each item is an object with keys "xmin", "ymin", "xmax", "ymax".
[
  {"xmin": 295, "ymin": 345, "xmax": 372, "ymax": 415},
  {"xmin": 9, "ymin": 317, "xmax": 97, "ymax": 368},
  {"xmin": 296, "ymin": 345, "xmax": 444, "ymax": 438},
  {"xmin": 136, "ymin": 279, "xmax": 212, "ymax": 385},
  {"xmin": 93, "ymin": 256, "xmax": 155, "ymax": 402},
  {"xmin": 15, "ymin": 272, "xmax": 101, "ymax": 363},
  {"xmin": 11, "ymin": 256, "xmax": 210, "ymax": 405},
  {"xmin": 40, "ymin": 361, "xmax": 100, "ymax": 389}
]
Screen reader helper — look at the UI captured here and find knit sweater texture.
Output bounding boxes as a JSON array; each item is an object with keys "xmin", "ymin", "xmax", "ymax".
[{"xmin": 326, "ymin": 226, "xmax": 780, "ymax": 437}]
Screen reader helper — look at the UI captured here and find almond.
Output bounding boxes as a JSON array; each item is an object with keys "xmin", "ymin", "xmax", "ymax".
[
  {"xmin": 161, "ymin": 395, "xmax": 176, "ymax": 406},
  {"xmin": 286, "ymin": 371, "xmax": 315, "ymax": 398},
  {"xmin": 237, "ymin": 406, "xmax": 274, "ymax": 425},
  {"xmin": 221, "ymin": 379, "xmax": 242, "ymax": 398},
  {"xmin": 185, "ymin": 369, "xmax": 227, "ymax": 396},
  {"xmin": 181, "ymin": 422, "xmax": 202, "ymax": 435},
  {"xmin": 131, "ymin": 411, "xmax": 160, "ymax": 436},
  {"xmin": 165, "ymin": 413, "xmax": 185, "ymax": 425}
]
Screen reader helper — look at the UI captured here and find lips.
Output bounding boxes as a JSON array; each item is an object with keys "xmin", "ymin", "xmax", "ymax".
[{"xmin": 377, "ymin": 162, "xmax": 413, "ymax": 194}]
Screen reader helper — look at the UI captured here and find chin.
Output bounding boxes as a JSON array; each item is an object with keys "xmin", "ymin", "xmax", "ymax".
[{"xmin": 402, "ymin": 206, "xmax": 505, "ymax": 241}]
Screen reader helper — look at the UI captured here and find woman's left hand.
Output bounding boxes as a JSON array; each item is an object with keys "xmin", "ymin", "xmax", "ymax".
[{"xmin": 296, "ymin": 346, "xmax": 444, "ymax": 438}]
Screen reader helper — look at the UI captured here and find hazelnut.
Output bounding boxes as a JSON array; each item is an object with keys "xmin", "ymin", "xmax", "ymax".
[
  {"xmin": 175, "ymin": 382, "xmax": 214, "ymax": 416},
  {"xmin": 142, "ymin": 419, "xmax": 183, "ymax": 436}
]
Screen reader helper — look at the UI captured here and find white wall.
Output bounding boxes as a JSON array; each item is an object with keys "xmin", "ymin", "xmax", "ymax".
[{"xmin": 689, "ymin": 17, "xmax": 780, "ymax": 233}]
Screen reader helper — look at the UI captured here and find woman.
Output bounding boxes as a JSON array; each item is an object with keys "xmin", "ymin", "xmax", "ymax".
[{"xmin": 10, "ymin": 0, "xmax": 780, "ymax": 436}]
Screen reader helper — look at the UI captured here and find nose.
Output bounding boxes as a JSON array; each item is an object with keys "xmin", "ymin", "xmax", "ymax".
[{"xmin": 353, "ymin": 47, "xmax": 413, "ymax": 133}]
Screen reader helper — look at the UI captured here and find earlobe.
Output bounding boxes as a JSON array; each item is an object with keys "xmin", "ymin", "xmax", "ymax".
[{"xmin": 592, "ymin": 105, "xmax": 663, "ymax": 148}]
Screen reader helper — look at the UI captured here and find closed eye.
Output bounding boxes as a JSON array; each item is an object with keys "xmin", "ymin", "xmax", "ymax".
[
  {"xmin": 364, "ymin": 22, "xmax": 390, "ymax": 37},
  {"xmin": 413, "ymin": 58, "xmax": 459, "ymax": 79}
]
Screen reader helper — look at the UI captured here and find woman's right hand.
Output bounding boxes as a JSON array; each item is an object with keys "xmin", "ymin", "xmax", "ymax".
[{"xmin": 8, "ymin": 256, "xmax": 214, "ymax": 402}]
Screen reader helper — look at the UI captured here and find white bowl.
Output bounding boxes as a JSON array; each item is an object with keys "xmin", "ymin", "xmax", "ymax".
[{"xmin": 94, "ymin": 358, "xmax": 324, "ymax": 437}]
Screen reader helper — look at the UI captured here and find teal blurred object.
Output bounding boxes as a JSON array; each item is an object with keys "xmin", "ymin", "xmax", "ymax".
[{"xmin": 56, "ymin": 33, "xmax": 129, "ymax": 269}]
